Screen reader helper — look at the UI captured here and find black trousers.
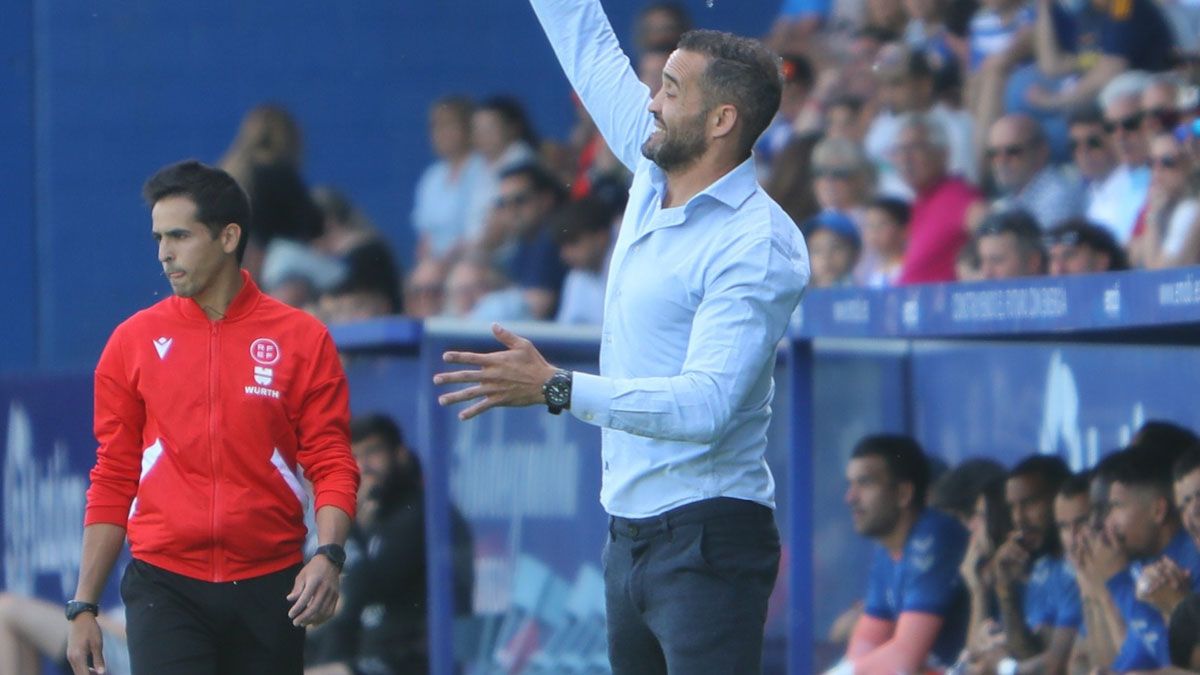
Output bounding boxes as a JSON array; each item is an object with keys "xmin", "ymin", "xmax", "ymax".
[
  {"xmin": 603, "ymin": 497, "xmax": 781, "ymax": 675},
  {"xmin": 121, "ymin": 559, "xmax": 305, "ymax": 675}
]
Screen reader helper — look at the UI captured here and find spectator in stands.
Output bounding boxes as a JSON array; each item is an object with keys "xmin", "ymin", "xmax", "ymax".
[
  {"xmin": 633, "ymin": 1, "xmax": 690, "ymax": 54},
  {"xmin": 755, "ymin": 54, "xmax": 817, "ymax": 177},
  {"xmin": 828, "ymin": 434, "xmax": 969, "ymax": 674},
  {"xmin": 965, "ymin": 455, "xmax": 1079, "ymax": 675},
  {"xmin": 1104, "ymin": 446, "xmax": 1200, "ymax": 670},
  {"xmin": 219, "ymin": 104, "xmax": 304, "ymax": 190},
  {"xmin": 893, "ymin": 113, "xmax": 986, "ymax": 284},
  {"xmin": 965, "ymin": 0, "xmax": 1037, "ymax": 171},
  {"xmin": 413, "ymin": 96, "xmax": 487, "ymax": 267},
  {"xmin": 312, "ymin": 186, "xmax": 377, "ymax": 257},
  {"xmin": 0, "ymin": 593, "xmax": 129, "ymax": 675},
  {"xmin": 1129, "ymin": 132, "xmax": 1200, "ymax": 268},
  {"xmin": 404, "ymin": 258, "xmax": 446, "ymax": 319},
  {"xmin": 638, "ymin": 49, "xmax": 672, "ymax": 96},
  {"xmin": 553, "ymin": 196, "xmax": 614, "ymax": 326},
  {"xmin": 865, "ymin": 43, "xmax": 977, "ymax": 198},
  {"xmin": 804, "ymin": 211, "xmax": 863, "ymax": 288},
  {"xmin": 825, "ymin": 95, "xmax": 872, "ymax": 144},
  {"xmin": 764, "ymin": 133, "xmax": 823, "ymax": 226},
  {"xmin": 812, "ymin": 137, "xmax": 877, "ymax": 225},
  {"xmin": 1141, "ymin": 74, "xmax": 1186, "ymax": 139},
  {"xmin": 442, "ymin": 253, "xmax": 522, "ymax": 321},
  {"xmin": 860, "ymin": 196, "xmax": 912, "ymax": 287},
  {"xmin": 902, "ymin": 0, "xmax": 966, "ymax": 103},
  {"xmin": 1067, "ymin": 105, "xmax": 1120, "ymax": 204},
  {"xmin": 479, "ymin": 163, "xmax": 569, "ymax": 319},
  {"xmin": 1087, "ymin": 73, "xmax": 1154, "ymax": 245},
  {"xmin": 987, "ymin": 114, "xmax": 1084, "ymax": 229},
  {"xmin": 306, "ymin": 414, "xmax": 473, "ymax": 675},
  {"xmin": 973, "ymin": 209, "xmax": 1047, "ymax": 279},
  {"xmin": 469, "ymin": 97, "xmax": 539, "ymax": 240},
  {"xmin": 1045, "ymin": 217, "xmax": 1129, "ymax": 274}
]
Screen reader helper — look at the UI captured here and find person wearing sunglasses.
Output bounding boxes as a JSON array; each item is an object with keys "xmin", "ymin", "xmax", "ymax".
[
  {"xmin": 1128, "ymin": 132, "xmax": 1200, "ymax": 269},
  {"xmin": 1084, "ymin": 73, "xmax": 1154, "ymax": 246},
  {"xmin": 1044, "ymin": 217, "xmax": 1129, "ymax": 275},
  {"xmin": 986, "ymin": 114, "xmax": 1084, "ymax": 230}
]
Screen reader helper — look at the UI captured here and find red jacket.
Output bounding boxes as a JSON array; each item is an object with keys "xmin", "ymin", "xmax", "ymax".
[{"xmin": 86, "ymin": 271, "xmax": 360, "ymax": 582}]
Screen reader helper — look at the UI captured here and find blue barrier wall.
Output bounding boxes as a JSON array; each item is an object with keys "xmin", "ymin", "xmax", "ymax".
[{"xmin": 2, "ymin": 0, "xmax": 777, "ymax": 374}]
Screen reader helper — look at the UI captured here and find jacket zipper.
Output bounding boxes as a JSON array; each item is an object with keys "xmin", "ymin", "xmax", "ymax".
[{"xmin": 209, "ymin": 322, "xmax": 222, "ymax": 582}]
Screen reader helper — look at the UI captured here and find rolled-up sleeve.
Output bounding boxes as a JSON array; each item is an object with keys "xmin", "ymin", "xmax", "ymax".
[
  {"xmin": 528, "ymin": 0, "xmax": 654, "ymax": 170},
  {"xmin": 570, "ymin": 234, "xmax": 807, "ymax": 443}
]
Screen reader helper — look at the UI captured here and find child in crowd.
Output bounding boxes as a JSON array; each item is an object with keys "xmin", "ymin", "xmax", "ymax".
[
  {"xmin": 805, "ymin": 211, "xmax": 864, "ymax": 288},
  {"xmin": 860, "ymin": 197, "xmax": 911, "ymax": 287}
]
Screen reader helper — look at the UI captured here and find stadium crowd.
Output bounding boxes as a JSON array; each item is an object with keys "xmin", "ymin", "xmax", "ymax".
[
  {"xmin": 219, "ymin": 0, "xmax": 1200, "ymax": 327},
  {"xmin": 825, "ymin": 421, "xmax": 1200, "ymax": 674}
]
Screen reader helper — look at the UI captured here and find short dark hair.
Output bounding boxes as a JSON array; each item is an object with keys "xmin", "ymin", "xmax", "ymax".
[
  {"xmin": 1045, "ymin": 217, "xmax": 1129, "ymax": 271},
  {"xmin": 551, "ymin": 196, "xmax": 616, "ymax": 245},
  {"xmin": 976, "ymin": 209, "xmax": 1046, "ymax": 268},
  {"xmin": 868, "ymin": 196, "xmax": 911, "ymax": 229},
  {"xmin": 636, "ymin": 2, "xmax": 692, "ymax": 51},
  {"xmin": 1110, "ymin": 444, "xmax": 1178, "ymax": 501},
  {"xmin": 676, "ymin": 30, "xmax": 783, "ymax": 158},
  {"xmin": 1059, "ymin": 471, "xmax": 1092, "ymax": 500},
  {"xmin": 499, "ymin": 162, "xmax": 568, "ymax": 205},
  {"xmin": 1010, "ymin": 454, "xmax": 1071, "ymax": 495},
  {"xmin": 1133, "ymin": 420, "xmax": 1199, "ymax": 455},
  {"xmin": 1067, "ymin": 103, "xmax": 1105, "ymax": 128},
  {"xmin": 851, "ymin": 434, "xmax": 931, "ymax": 508},
  {"xmin": 930, "ymin": 457, "xmax": 1007, "ymax": 521},
  {"xmin": 1174, "ymin": 445, "xmax": 1200, "ymax": 483},
  {"xmin": 350, "ymin": 413, "xmax": 405, "ymax": 449},
  {"xmin": 478, "ymin": 96, "xmax": 539, "ymax": 148},
  {"xmin": 142, "ymin": 160, "xmax": 252, "ymax": 263}
]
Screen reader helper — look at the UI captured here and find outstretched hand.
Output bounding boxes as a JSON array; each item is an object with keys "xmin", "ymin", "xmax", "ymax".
[{"xmin": 433, "ymin": 323, "xmax": 557, "ymax": 420}]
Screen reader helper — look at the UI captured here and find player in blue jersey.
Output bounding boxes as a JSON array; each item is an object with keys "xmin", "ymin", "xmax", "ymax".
[
  {"xmin": 966, "ymin": 454, "xmax": 1080, "ymax": 674},
  {"xmin": 826, "ymin": 434, "xmax": 969, "ymax": 675}
]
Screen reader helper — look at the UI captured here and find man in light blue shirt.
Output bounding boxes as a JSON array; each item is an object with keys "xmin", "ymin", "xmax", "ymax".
[{"xmin": 432, "ymin": 0, "xmax": 809, "ymax": 671}]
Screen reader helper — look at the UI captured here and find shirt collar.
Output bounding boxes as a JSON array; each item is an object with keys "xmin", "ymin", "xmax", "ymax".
[
  {"xmin": 648, "ymin": 155, "xmax": 759, "ymax": 213},
  {"xmin": 175, "ymin": 269, "xmax": 262, "ymax": 322}
]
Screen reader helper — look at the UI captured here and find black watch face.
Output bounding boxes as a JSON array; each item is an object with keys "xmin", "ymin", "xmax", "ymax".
[{"xmin": 546, "ymin": 379, "xmax": 570, "ymax": 407}]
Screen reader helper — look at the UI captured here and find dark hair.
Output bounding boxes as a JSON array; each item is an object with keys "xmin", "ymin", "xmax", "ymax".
[
  {"xmin": 350, "ymin": 413, "xmax": 406, "ymax": 448},
  {"xmin": 676, "ymin": 30, "xmax": 783, "ymax": 158},
  {"xmin": 981, "ymin": 474, "xmax": 1014, "ymax": 547},
  {"xmin": 478, "ymin": 96, "xmax": 539, "ymax": 149},
  {"xmin": 1067, "ymin": 103, "xmax": 1105, "ymax": 128},
  {"xmin": 499, "ymin": 162, "xmax": 568, "ymax": 205},
  {"xmin": 1133, "ymin": 420, "xmax": 1199, "ymax": 455},
  {"xmin": 432, "ymin": 95, "xmax": 475, "ymax": 126},
  {"xmin": 1174, "ymin": 445, "xmax": 1200, "ymax": 483},
  {"xmin": 1059, "ymin": 471, "xmax": 1092, "ymax": 500},
  {"xmin": 930, "ymin": 457, "xmax": 1007, "ymax": 522},
  {"xmin": 868, "ymin": 196, "xmax": 911, "ymax": 229},
  {"xmin": 331, "ymin": 240, "xmax": 402, "ymax": 314},
  {"xmin": 143, "ymin": 160, "xmax": 252, "ymax": 263},
  {"xmin": 851, "ymin": 434, "xmax": 931, "ymax": 509},
  {"xmin": 1045, "ymin": 217, "xmax": 1129, "ymax": 271},
  {"xmin": 975, "ymin": 209, "xmax": 1046, "ymax": 269},
  {"xmin": 1109, "ymin": 444, "xmax": 1179, "ymax": 502},
  {"xmin": 551, "ymin": 196, "xmax": 616, "ymax": 245},
  {"xmin": 1010, "ymin": 454, "xmax": 1071, "ymax": 495}
]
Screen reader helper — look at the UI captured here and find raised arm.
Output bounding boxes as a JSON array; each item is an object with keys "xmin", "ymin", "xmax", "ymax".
[{"xmin": 527, "ymin": 0, "xmax": 655, "ymax": 170}]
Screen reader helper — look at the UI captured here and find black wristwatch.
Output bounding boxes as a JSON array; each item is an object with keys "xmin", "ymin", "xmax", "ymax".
[
  {"xmin": 65, "ymin": 600, "xmax": 100, "ymax": 621},
  {"xmin": 314, "ymin": 544, "xmax": 346, "ymax": 571},
  {"xmin": 542, "ymin": 369, "xmax": 572, "ymax": 415}
]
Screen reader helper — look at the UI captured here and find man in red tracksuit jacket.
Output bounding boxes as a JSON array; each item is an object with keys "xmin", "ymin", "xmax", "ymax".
[{"xmin": 65, "ymin": 160, "xmax": 361, "ymax": 675}]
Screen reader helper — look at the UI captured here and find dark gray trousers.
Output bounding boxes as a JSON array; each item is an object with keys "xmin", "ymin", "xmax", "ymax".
[{"xmin": 603, "ymin": 497, "xmax": 781, "ymax": 675}]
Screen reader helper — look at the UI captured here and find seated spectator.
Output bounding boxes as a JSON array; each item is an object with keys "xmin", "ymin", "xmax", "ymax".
[
  {"xmin": 987, "ymin": 114, "xmax": 1084, "ymax": 229},
  {"xmin": 443, "ymin": 254, "xmax": 525, "ymax": 321},
  {"xmin": 1103, "ymin": 445, "xmax": 1200, "ymax": 671},
  {"xmin": 0, "ymin": 592, "xmax": 129, "ymax": 675},
  {"xmin": 479, "ymin": 163, "xmax": 569, "ymax": 319},
  {"xmin": 860, "ymin": 197, "xmax": 911, "ymax": 287},
  {"xmin": 965, "ymin": 0, "xmax": 1037, "ymax": 170},
  {"xmin": 1045, "ymin": 217, "xmax": 1129, "ymax": 274},
  {"xmin": 219, "ymin": 103, "xmax": 305, "ymax": 191},
  {"xmin": 974, "ymin": 209, "xmax": 1047, "ymax": 279},
  {"xmin": 553, "ymin": 196, "xmax": 615, "ymax": 326},
  {"xmin": 804, "ymin": 212, "xmax": 863, "ymax": 288},
  {"xmin": 306, "ymin": 414, "xmax": 473, "ymax": 675},
  {"xmin": 317, "ymin": 239, "xmax": 403, "ymax": 323},
  {"xmin": 964, "ymin": 455, "xmax": 1080, "ymax": 675},
  {"xmin": 902, "ymin": 0, "xmax": 966, "ymax": 102},
  {"xmin": 1141, "ymin": 74, "xmax": 1186, "ymax": 139},
  {"xmin": 404, "ymin": 257, "xmax": 447, "ymax": 319},
  {"xmin": 825, "ymin": 95, "xmax": 872, "ymax": 144},
  {"xmin": 1087, "ymin": 73, "xmax": 1154, "ymax": 245},
  {"xmin": 633, "ymin": 1, "xmax": 690, "ymax": 54},
  {"xmin": 813, "ymin": 137, "xmax": 877, "ymax": 223},
  {"xmin": 413, "ymin": 96, "xmax": 487, "ymax": 267},
  {"xmin": 892, "ymin": 114, "xmax": 986, "ymax": 284},
  {"xmin": 827, "ymin": 434, "xmax": 969, "ymax": 674},
  {"xmin": 467, "ymin": 97, "xmax": 539, "ymax": 240},
  {"xmin": 1128, "ymin": 132, "xmax": 1200, "ymax": 268},
  {"xmin": 865, "ymin": 44, "xmax": 978, "ymax": 198},
  {"xmin": 312, "ymin": 186, "xmax": 378, "ymax": 257},
  {"xmin": 1067, "ymin": 105, "xmax": 1120, "ymax": 200}
]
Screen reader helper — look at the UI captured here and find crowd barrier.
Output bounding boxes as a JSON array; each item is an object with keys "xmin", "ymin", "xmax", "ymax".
[{"xmin": 6, "ymin": 267, "xmax": 1200, "ymax": 673}]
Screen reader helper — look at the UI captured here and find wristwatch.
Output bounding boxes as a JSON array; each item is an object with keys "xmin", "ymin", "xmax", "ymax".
[
  {"xmin": 65, "ymin": 600, "xmax": 100, "ymax": 621},
  {"xmin": 314, "ymin": 544, "xmax": 346, "ymax": 571},
  {"xmin": 542, "ymin": 369, "xmax": 572, "ymax": 415}
]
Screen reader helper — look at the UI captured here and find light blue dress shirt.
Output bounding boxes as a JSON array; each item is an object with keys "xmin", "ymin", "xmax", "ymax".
[{"xmin": 529, "ymin": 0, "xmax": 810, "ymax": 517}]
